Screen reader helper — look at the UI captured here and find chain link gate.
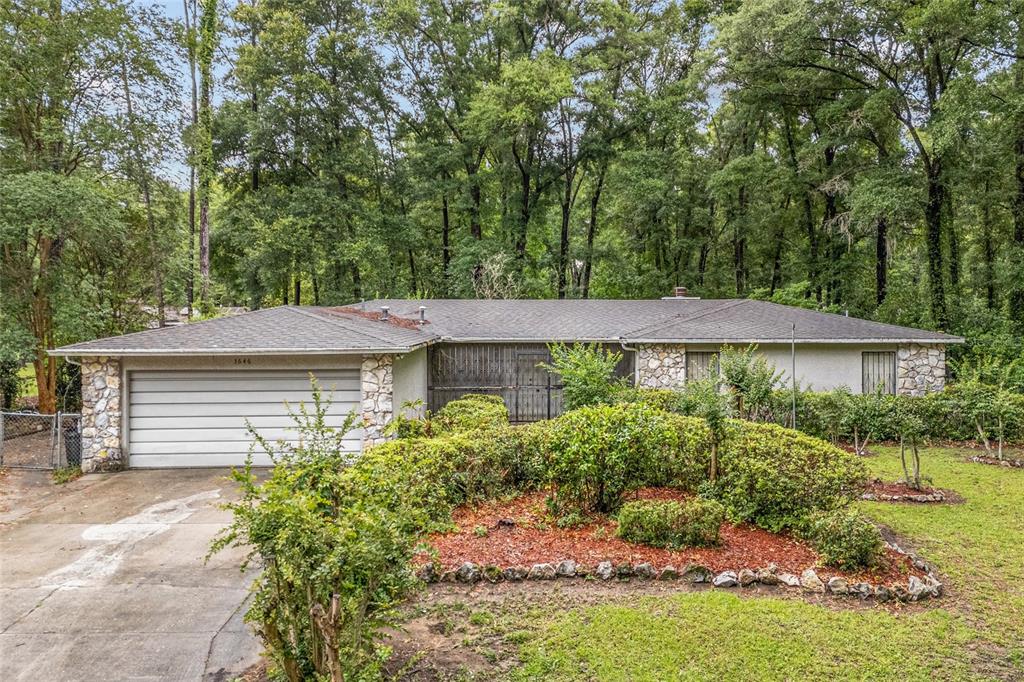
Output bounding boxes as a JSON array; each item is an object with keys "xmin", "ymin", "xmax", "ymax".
[{"xmin": 0, "ymin": 411, "xmax": 82, "ymax": 469}]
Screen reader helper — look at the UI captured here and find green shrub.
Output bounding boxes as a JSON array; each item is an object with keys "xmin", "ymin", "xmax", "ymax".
[
  {"xmin": 801, "ymin": 508, "xmax": 884, "ymax": 570},
  {"xmin": 611, "ymin": 387, "xmax": 682, "ymax": 412},
  {"xmin": 719, "ymin": 344, "xmax": 785, "ymax": 420},
  {"xmin": 713, "ymin": 421, "xmax": 868, "ymax": 532},
  {"xmin": 433, "ymin": 393, "xmax": 509, "ymax": 433},
  {"xmin": 545, "ymin": 403, "xmax": 711, "ymax": 516},
  {"xmin": 212, "ymin": 382, "xmax": 421, "ymax": 681},
  {"xmin": 543, "ymin": 342, "xmax": 626, "ymax": 410},
  {"xmin": 616, "ymin": 497, "xmax": 725, "ymax": 548}
]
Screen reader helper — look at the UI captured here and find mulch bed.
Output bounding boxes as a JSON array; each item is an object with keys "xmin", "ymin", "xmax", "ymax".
[
  {"xmin": 860, "ymin": 479, "xmax": 962, "ymax": 504},
  {"xmin": 967, "ymin": 454, "xmax": 1024, "ymax": 469},
  {"xmin": 420, "ymin": 488, "xmax": 921, "ymax": 585}
]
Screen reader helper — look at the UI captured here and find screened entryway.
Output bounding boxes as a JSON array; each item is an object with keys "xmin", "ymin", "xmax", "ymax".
[{"xmin": 428, "ymin": 343, "xmax": 634, "ymax": 422}]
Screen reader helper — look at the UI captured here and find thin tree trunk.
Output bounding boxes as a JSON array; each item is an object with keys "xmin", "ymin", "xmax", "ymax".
[
  {"xmin": 184, "ymin": 0, "xmax": 198, "ymax": 319},
  {"xmin": 581, "ymin": 166, "xmax": 606, "ymax": 299},
  {"xmin": 197, "ymin": 0, "xmax": 218, "ymax": 313},
  {"xmin": 924, "ymin": 164, "xmax": 949, "ymax": 328},
  {"xmin": 876, "ymin": 216, "xmax": 888, "ymax": 306},
  {"xmin": 1010, "ymin": 23, "xmax": 1024, "ymax": 324},
  {"xmin": 441, "ymin": 191, "xmax": 451, "ymax": 293},
  {"xmin": 120, "ymin": 60, "xmax": 166, "ymax": 326}
]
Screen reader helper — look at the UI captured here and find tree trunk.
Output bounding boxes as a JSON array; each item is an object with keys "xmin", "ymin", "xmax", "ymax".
[
  {"xmin": 924, "ymin": 163, "xmax": 949, "ymax": 328},
  {"xmin": 197, "ymin": 0, "xmax": 218, "ymax": 314},
  {"xmin": 1009, "ymin": 24, "xmax": 1024, "ymax": 325},
  {"xmin": 581, "ymin": 166, "xmax": 606, "ymax": 299},
  {"xmin": 441, "ymin": 191, "xmax": 451, "ymax": 293},
  {"xmin": 557, "ymin": 170, "xmax": 573, "ymax": 299},
  {"xmin": 184, "ymin": 0, "xmax": 199, "ymax": 320},
  {"xmin": 876, "ymin": 216, "xmax": 888, "ymax": 306},
  {"xmin": 982, "ymin": 188, "xmax": 996, "ymax": 309}
]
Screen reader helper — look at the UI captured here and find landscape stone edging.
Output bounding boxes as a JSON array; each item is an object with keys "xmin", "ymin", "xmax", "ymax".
[
  {"xmin": 861, "ymin": 491, "xmax": 946, "ymax": 503},
  {"xmin": 419, "ymin": 543, "xmax": 944, "ymax": 603},
  {"xmin": 968, "ymin": 455, "xmax": 1024, "ymax": 469}
]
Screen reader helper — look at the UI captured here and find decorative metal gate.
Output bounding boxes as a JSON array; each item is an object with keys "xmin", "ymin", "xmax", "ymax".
[
  {"xmin": 428, "ymin": 343, "xmax": 634, "ymax": 422},
  {"xmin": 0, "ymin": 411, "xmax": 82, "ymax": 469}
]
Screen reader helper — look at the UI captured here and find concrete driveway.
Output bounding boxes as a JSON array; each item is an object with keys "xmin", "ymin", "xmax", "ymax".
[{"xmin": 0, "ymin": 468, "xmax": 261, "ymax": 681}]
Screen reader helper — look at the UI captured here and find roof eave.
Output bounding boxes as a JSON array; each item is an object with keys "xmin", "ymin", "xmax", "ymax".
[
  {"xmin": 48, "ymin": 343, "xmax": 431, "ymax": 358},
  {"xmin": 624, "ymin": 337, "xmax": 965, "ymax": 345}
]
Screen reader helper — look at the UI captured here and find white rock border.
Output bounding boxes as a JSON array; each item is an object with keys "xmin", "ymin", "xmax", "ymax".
[
  {"xmin": 968, "ymin": 455, "xmax": 1024, "ymax": 469},
  {"xmin": 419, "ymin": 544, "xmax": 944, "ymax": 603}
]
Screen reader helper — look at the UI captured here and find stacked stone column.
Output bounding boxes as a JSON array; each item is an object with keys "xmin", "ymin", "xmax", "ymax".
[
  {"xmin": 635, "ymin": 344, "xmax": 687, "ymax": 389},
  {"xmin": 360, "ymin": 354, "xmax": 394, "ymax": 448},
  {"xmin": 81, "ymin": 357, "xmax": 124, "ymax": 472},
  {"xmin": 896, "ymin": 344, "xmax": 946, "ymax": 396}
]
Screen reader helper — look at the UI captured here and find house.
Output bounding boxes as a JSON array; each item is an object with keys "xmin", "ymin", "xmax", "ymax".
[{"xmin": 51, "ymin": 296, "xmax": 962, "ymax": 472}]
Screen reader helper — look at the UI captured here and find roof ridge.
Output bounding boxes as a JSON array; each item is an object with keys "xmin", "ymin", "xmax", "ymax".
[
  {"xmin": 289, "ymin": 306, "xmax": 406, "ymax": 344},
  {"xmin": 622, "ymin": 299, "xmax": 749, "ymax": 339}
]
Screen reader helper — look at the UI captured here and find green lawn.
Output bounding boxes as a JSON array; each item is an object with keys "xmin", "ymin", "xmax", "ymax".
[{"xmin": 413, "ymin": 446, "xmax": 1024, "ymax": 681}]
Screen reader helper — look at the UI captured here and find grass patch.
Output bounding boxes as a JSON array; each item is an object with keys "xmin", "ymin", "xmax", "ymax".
[
  {"xmin": 407, "ymin": 446, "xmax": 1024, "ymax": 680},
  {"xmin": 514, "ymin": 591, "xmax": 974, "ymax": 681},
  {"xmin": 51, "ymin": 466, "xmax": 83, "ymax": 485}
]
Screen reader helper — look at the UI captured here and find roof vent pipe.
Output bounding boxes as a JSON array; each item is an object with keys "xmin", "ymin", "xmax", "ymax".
[
  {"xmin": 418, "ymin": 306, "xmax": 427, "ymax": 324},
  {"xmin": 380, "ymin": 306, "xmax": 390, "ymax": 321},
  {"xmin": 673, "ymin": 286, "xmax": 688, "ymax": 297}
]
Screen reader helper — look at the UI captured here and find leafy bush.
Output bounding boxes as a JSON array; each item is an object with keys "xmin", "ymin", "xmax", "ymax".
[
  {"xmin": 718, "ymin": 344, "xmax": 785, "ymax": 420},
  {"xmin": 713, "ymin": 421, "xmax": 868, "ymax": 532},
  {"xmin": 433, "ymin": 393, "xmax": 509, "ymax": 433},
  {"xmin": 611, "ymin": 386, "xmax": 681, "ymax": 412},
  {"xmin": 211, "ymin": 383, "xmax": 421, "ymax": 682},
  {"xmin": 676, "ymin": 379, "xmax": 734, "ymax": 482},
  {"xmin": 801, "ymin": 508, "xmax": 884, "ymax": 570},
  {"xmin": 616, "ymin": 497, "xmax": 725, "ymax": 548},
  {"xmin": 543, "ymin": 342, "xmax": 626, "ymax": 410},
  {"xmin": 545, "ymin": 403, "xmax": 711, "ymax": 516}
]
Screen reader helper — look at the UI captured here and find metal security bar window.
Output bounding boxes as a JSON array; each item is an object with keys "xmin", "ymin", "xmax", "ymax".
[
  {"xmin": 862, "ymin": 352, "xmax": 896, "ymax": 395},
  {"xmin": 686, "ymin": 352, "xmax": 719, "ymax": 382}
]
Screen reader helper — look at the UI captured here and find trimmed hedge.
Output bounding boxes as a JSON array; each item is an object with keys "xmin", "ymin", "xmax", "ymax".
[
  {"xmin": 801, "ymin": 508, "xmax": 884, "ymax": 570},
  {"xmin": 617, "ymin": 497, "xmax": 725, "ymax": 548},
  {"xmin": 433, "ymin": 393, "xmax": 509, "ymax": 434},
  {"xmin": 714, "ymin": 420, "xmax": 868, "ymax": 532},
  {"xmin": 544, "ymin": 403, "xmax": 712, "ymax": 515}
]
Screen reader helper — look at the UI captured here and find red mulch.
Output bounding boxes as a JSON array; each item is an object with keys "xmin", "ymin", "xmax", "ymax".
[{"xmin": 420, "ymin": 488, "xmax": 921, "ymax": 584}]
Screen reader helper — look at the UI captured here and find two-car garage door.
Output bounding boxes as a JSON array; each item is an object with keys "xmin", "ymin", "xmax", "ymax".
[{"xmin": 127, "ymin": 369, "xmax": 362, "ymax": 468}]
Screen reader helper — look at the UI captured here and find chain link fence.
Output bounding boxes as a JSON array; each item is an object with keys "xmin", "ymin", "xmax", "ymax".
[{"xmin": 0, "ymin": 412, "xmax": 82, "ymax": 469}]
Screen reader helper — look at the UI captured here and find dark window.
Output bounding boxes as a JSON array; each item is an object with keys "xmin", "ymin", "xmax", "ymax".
[
  {"xmin": 686, "ymin": 351, "xmax": 719, "ymax": 382},
  {"xmin": 862, "ymin": 352, "xmax": 896, "ymax": 395}
]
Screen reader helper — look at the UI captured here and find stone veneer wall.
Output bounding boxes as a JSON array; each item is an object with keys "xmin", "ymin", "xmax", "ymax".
[
  {"xmin": 361, "ymin": 354, "xmax": 394, "ymax": 448},
  {"xmin": 897, "ymin": 344, "xmax": 946, "ymax": 396},
  {"xmin": 635, "ymin": 344, "xmax": 687, "ymax": 389},
  {"xmin": 81, "ymin": 357, "xmax": 124, "ymax": 472}
]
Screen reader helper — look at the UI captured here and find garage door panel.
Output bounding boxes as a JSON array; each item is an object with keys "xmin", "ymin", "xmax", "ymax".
[
  {"xmin": 127, "ymin": 368, "xmax": 361, "ymax": 468},
  {"xmin": 130, "ymin": 390, "xmax": 358, "ymax": 405},
  {"xmin": 129, "ymin": 453, "xmax": 277, "ymax": 468},
  {"xmin": 130, "ymin": 414, "xmax": 357, "ymax": 429},
  {"xmin": 129, "ymin": 401, "xmax": 358, "ymax": 418},
  {"xmin": 130, "ymin": 369, "xmax": 358, "ymax": 381},
  {"xmin": 131, "ymin": 377, "xmax": 357, "ymax": 393},
  {"xmin": 130, "ymin": 438, "xmax": 363, "ymax": 456},
  {"xmin": 131, "ymin": 426, "xmax": 361, "ymax": 443}
]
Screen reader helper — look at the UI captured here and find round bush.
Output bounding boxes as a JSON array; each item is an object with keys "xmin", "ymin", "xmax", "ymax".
[
  {"xmin": 801, "ymin": 508, "xmax": 884, "ymax": 570},
  {"xmin": 616, "ymin": 497, "xmax": 725, "ymax": 548},
  {"xmin": 714, "ymin": 420, "xmax": 868, "ymax": 532},
  {"xmin": 433, "ymin": 394, "xmax": 509, "ymax": 433},
  {"xmin": 545, "ymin": 403, "xmax": 711, "ymax": 516}
]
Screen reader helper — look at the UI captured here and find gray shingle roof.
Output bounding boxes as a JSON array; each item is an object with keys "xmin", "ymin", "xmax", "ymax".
[
  {"xmin": 50, "ymin": 306, "xmax": 437, "ymax": 356},
  {"xmin": 52, "ymin": 298, "xmax": 960, "ymax": 357},
  {"xmin": 364, "ymin": 299, "xmax": 962, "ymax": 344}
]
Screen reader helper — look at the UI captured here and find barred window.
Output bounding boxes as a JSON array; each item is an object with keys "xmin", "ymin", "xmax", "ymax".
[
  {"xmin": 862, "ymin": 351, "xmax": 896, "ymax": 395},
  {"xmin": 686, "ymin": 352, "xmax": 719, "ymax": 382}
]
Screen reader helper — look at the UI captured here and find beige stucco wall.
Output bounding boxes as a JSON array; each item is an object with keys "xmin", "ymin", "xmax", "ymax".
[{"xmin": 392, "ymin": 347, "xmax": 428, "ymax": 419}]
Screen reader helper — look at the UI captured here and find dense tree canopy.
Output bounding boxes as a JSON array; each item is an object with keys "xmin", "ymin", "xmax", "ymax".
[{"xmin": 2, "ymin": 0, "xmax": 1023, "ymax": 410}]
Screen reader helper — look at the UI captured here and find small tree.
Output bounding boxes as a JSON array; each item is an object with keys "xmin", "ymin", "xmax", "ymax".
[
  {"xmin": 678, "ymin": 378, "xmax": 734, "ymax": 482},
  {"xmin": 844, "ymin": 388, "xmax": 887, "ymax": 456},
  {"xmin": 210, "ymin": 379, "xmax": 422, "ymax": 681},
  {"xmin": 892, "ymin": 397, "xmax": 927, "ymax": 490},
  {"xmin": 543, "ymin": 342, "xmax": 625, "ymax": 410},
  {"xmin": 718, "ymin": 344, "xmax": 785, "ymax": 420}
]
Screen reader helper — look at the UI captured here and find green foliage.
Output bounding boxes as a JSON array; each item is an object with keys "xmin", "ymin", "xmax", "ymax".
[
  {"xmin": 713, "ymin": 421, "xmax": 869, "ymax": 532},
  {"xmin": 718, "ymin": 346, "xmax": 785, "ymax": 421},
  {"xmin": 433, "ymin": 394, "xmax": 509, "ymax": 434},
  {"xmin": 543, "ymin": 343, "xmax": 626, "ymax": 410},
  {"xmin": 801, "ymin": 508, "xmax": 884, "ymax": 570},
  {"xmin": 611, "ymin": 387, "xmax": 681, "ymax": 412},
  {"xmin": 616, "ymin": 497, "xmax": 725, "ymax": 549},
  {"xmin": 51, "ymin": 466, "xmax": 83, "ymax": 485},
  {"xmin": 545, "ymin": 403, "xmax": 712, "ymax": 516},
  {"xmin": 211, "ymin": 382, "xmax": 419, "ymax": 681}
]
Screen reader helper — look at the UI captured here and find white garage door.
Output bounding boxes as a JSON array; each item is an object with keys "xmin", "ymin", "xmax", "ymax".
[{"xmin": 127, "ymin": 369, "xmax": 362, "ymax": 468}]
